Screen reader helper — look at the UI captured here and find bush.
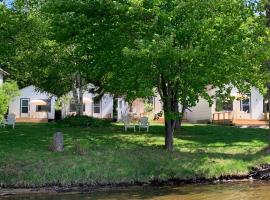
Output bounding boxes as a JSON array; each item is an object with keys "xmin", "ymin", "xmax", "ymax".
[
  {"xmin": 58, "ymin": 115, "xmax": 112, "ymax": 127},
  {"xmin": 0, "ymin": 80, "xmax": 19, "ymax": 121}
]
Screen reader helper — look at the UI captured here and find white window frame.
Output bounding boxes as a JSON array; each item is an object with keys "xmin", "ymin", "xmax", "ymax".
[
  {"xmin": 240, "ymin": 94, "xmax": 251, "ymax": 113},
  {"xmin": 93, "ymin": 100, "xmax": 101, "ymax": 114}
]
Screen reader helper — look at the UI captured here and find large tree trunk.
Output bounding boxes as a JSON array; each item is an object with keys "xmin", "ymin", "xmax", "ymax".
[
  {"xmin": 266, "ymin": 2, "xmax": 270, "ymax": 149},
  {"xmin": 78, "ymin": 73, "xmax": 84, "ymax": 116},
  {"xmin": 164, "ymin": 116, "xmax": 174, "ymax": 151},
  {"xmin": 266, "ymin": 0, "xmax": 270, "ymax": 150},
  {"xmin": 268, "ymin": 85, "xmax": 270, "ymax": 127},
  {"xmin": 72, "ymin": 72, "xmax": 84, "ymax": 116},
  {"xmin": 160, "ymin": 78, "xmax": 177, "ymax": 151}
]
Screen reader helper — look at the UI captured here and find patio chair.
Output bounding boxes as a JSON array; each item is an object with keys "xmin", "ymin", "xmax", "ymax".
[
  {"xmin": 138, "ymin": 116, "xmax": 149, "ymax": 132},
  {"xmin": 123, "ymin": 115, "xmax": 136, "ymax": 132},
  {"xmin": 3, "ymin": 113, "xmax": 16, "ymax": 129}
]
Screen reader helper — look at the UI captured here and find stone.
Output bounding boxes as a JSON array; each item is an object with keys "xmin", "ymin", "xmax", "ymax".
[{"xmin": 52, "ymin": 132, "xmax": 64, "ymax": 152}]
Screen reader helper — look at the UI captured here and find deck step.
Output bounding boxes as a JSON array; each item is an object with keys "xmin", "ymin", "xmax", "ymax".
[
  {"xmin": 233, "ymin": 119, "xmax": 268, "ymax": 126},
  {"xmin": 212, "ymin": 119, "xmax": 269, "ymax": 127},
  {"xmin": 16, "ymin": 118, "xmax": 48, "ymax": 123}
]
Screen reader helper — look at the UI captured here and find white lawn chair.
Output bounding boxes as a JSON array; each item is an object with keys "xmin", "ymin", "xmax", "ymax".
[
  {"xmin": 138, "ymin": 117, "xmax": 149, "ymax": 132},
  {"xmin": 123, "ymin": 115, "xmax": 136, "ymax": 132},
  {"xmin": 3, "ymin": 113, "xmax": 16, "ymax": 129}
]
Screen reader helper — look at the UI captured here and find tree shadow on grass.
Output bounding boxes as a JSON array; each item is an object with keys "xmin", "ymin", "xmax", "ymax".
[
  {"xmin": 1, "ymin": 123, "xmax": 269, "ymax": 191},
  {"xmin": 178, "ymin": 124, "xmax": 268, "ymax": 145},
  {"xmin": 0, "ymin": 123, "xmax": 268, "ymax": 152}
]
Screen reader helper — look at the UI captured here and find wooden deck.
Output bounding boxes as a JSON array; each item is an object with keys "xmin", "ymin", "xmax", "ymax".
[
  {"xmin": 232, "ymin": 119, "xmax": 268, "ymax": 127},
  {"xmin": 16, "ymin": 118, "xmax": 48, "ymax": 123},
  {"xmin": 212, "ymin": 112, "xmax": 268, "ymax": 127}
]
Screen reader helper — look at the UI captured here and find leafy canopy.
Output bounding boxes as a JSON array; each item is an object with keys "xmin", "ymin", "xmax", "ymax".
[{"xmin": 0, "ymin": 80, "xmax": 19, "ymax": 120}]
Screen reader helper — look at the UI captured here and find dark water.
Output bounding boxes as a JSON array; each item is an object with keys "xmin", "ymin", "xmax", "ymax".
[{"xmin": 2, "ymin": 182, "xmax": 270, "ymax": 200}]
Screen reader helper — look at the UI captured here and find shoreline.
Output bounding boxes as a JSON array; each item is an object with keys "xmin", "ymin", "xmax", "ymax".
[
  {"xmin": 1, "ymin": 164, "xmax": 270, "ymax": 196},
  {"xmin": 0, "ymin": 175, "xmax": 268, "ymax": 196}
]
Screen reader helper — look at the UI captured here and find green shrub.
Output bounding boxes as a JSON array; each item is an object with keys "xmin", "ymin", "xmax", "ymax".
[
  {"xmin": 0, "ymin": 80, "xmax": 19, "ymax": 120},
  {"xmin": 58, "ymin": 115, "xmax": 112, "ymax": 127}
]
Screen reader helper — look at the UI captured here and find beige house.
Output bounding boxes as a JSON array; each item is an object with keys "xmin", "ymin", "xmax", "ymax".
[{"xmin": 117, "ymin": 94, "xmax": 164, "ymax": 122}]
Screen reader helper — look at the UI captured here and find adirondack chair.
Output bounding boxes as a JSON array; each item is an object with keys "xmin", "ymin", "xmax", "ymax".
[
  {"xmin": 123, "ymin": 115, "xmax": 136, "ymax": 132},
  {"xmin": 3, "ymin": 113, "xmax": 16, "ymax": 129},
  {"xmin": 138, "ymin": 116, "xmax": 149, "ymax": 132}
]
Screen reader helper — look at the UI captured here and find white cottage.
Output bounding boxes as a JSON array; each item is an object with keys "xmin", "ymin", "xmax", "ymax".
[
  {"xmin": 9, "ymin": 85, "xmax": 56, "ymax": 122},
  {"xmin": 61, "ymin": 90, "xmax": 114, "ymax": 119},
  {"xmin": 185, "ymin": 86, "xmax": 267, "ymax": 125},
  {"xmin": 117, "ymin": 86, "xmax": 267, "ymax": 126}
]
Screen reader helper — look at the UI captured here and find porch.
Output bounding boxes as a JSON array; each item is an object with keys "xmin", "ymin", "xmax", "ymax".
[
  {"xmin": 212, "ymin": 111, "xmax": 268, "ymax": 127},
  {"xmin": 16, "ymin": 118, "xmax": 48, "ymax": 123}
]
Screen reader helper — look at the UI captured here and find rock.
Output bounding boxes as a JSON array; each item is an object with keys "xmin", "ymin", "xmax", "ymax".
[
  {"xmin": 249, "ymin": 164, "xmax": 270, "ymax": 180},
  {"xmin": 52, "ymin": 132, "xmax": 64, "ymax": 152}
]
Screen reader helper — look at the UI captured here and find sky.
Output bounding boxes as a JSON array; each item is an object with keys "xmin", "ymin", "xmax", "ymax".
[{"xmin": 1, "ymin": 0, "xmax": 13, "ymax": 8}]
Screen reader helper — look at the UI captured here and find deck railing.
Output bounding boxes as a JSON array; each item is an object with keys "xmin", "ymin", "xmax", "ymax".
[{"xmin": 212, "ymin": 111, "xmax": 233, "ymax": 122}]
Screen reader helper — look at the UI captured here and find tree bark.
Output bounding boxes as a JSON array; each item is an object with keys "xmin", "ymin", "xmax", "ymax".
[
  {"xmin": 72, "ymin": 72, "xmax": 84, "ymax": 116},
  {"xmin": 78, "ymin": 73, "xmax": 84, "ymax": 116},
  {"xmin": 165, "ymin": 117, "xmax": 174, "ymax": 151},
  {"xmin": 160, "ymin": 77, "xmax": 176, "ymax": 151},
  {"xmin": 266, "ymin": 2, "xmax": 270, "ymax": 149},
  {"xmin": 268, "ymin": 85, "xmax": 270, "ymax": 128}
]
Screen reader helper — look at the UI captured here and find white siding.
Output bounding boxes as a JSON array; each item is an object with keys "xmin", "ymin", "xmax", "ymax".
[
  {"xmin": 250, "ymin": 87, "xmax": 264, "ymax": 120},
  {"xmin": 9, "ymin": 85, "xmax": 56, "ymax": 119},
  {"xmin": 185, "ymin": 97, "xmax": 213, "ymax": 122},
  {"xmin": 61, "ymin": 91, "xmax": 113, "ymax": 119},
  {"xmin": 0, "ymin": 73, "xmax": 3, "ymax": 85},
  {"xmin": 117, "ymin": 98, "xmax": 129, "ymax": 121},
  {"xmin": 153, "ymin": 94, "xmax": 163, "ymax": 114},
  {"xmin": 101, "ymin": 94, "xmax": 113, "ymax": 118},
  {"xmin": 186, "ymin": 86, "xmax": 265, "ymax": 122}
]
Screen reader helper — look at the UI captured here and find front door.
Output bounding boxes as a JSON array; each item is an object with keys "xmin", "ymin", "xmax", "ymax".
[{"xmin": 20, "ymin": 98, "xmax": 30, "ymax": 118}]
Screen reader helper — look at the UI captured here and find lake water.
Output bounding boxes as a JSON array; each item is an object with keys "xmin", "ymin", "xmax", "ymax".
[{"xmin": 2, "ymin": 182, "xmax": 270, "ymax": 200}]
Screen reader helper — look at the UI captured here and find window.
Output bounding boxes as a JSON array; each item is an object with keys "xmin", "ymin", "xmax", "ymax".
[
  {"xmin": 21, "ymin": 99, "xmax": 29, "ymax": 113},
  {"xmin": 36, "ymin": 99, "xmax": 51, "ymax": 112},
  {"xmin": 93, "ymin": 100, "xmax": 101, "ymax": 113},
  {"xmin": 215, "ymin": 99, "xmax": 233, "ymax": 112},
  {"xmin": 69, "ymin": 100, "xmax": 85, "ymax": 112},
  {"xmin": 240, "ymin": 94, "xmax": 250, "ymax": 113},
  {"xmin": 69, "ymin": 103, "xmax": 76, "ymax": 112},
  {"xmin": 21, "ymin": 107, "xmax": 29, "ymax": 113},
  {"xmin": 119, "ymin": 100, "xmax": 122, "ymax": 109}
]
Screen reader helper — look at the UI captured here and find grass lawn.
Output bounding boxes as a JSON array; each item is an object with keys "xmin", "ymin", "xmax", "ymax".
[{"xmin": 0, "ymin": 123, "xmax": 270, "ymax": 187}]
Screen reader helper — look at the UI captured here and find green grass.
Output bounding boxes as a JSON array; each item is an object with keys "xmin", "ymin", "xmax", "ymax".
[{"xmin": 0, "ymin": 123, "xmax": 270, "ymax": 187}]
